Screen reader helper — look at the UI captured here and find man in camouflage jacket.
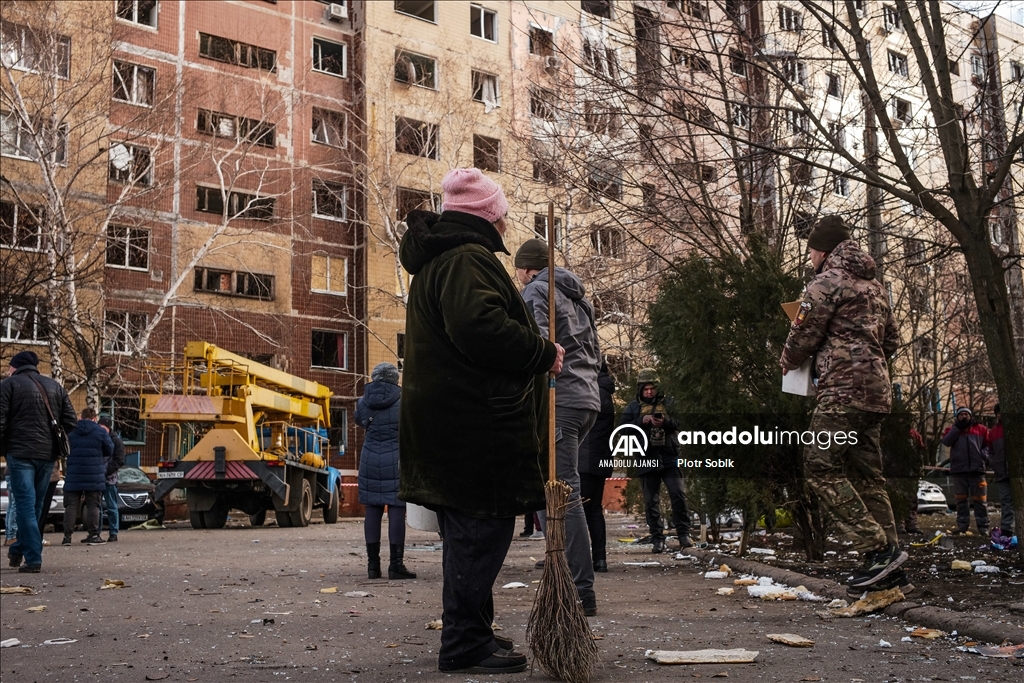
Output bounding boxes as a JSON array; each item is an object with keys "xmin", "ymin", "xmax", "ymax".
[{"xmin": 780, "ymin": 216, "xmax": 906, "ymax": 592}]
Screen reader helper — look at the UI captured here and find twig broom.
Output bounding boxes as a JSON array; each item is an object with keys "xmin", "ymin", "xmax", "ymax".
[{"xmin": 527, "ymin": 203, "xmax": 599, "ymax": 683}]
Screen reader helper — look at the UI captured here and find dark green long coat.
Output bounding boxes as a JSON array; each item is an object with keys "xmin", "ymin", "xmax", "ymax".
[{"xmin": 398, "ymin": 210, "xmax": 554, "ymax": 518}]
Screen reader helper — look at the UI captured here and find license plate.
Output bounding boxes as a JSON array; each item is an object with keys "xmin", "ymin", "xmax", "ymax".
[
  {"xmin": 121, "ymin": 514, "xmax": 148, "ymax": 522},
  {"xmin": 157, "ymin": 471, "xmax": 184, "ymax": 479}
]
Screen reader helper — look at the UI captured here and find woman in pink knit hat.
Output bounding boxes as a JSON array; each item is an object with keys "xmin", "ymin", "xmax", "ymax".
[{"xmin": 397, "ymin": 167, "xmax": 564, "ymax": 674}]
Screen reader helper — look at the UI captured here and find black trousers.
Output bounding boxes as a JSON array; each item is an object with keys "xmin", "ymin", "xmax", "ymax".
[
  {"xmin": 580, "ymin": 473, "xmax": 607, "ymax": 563},
  {"xmin": 436, "ymin": 508, "xmax": 515, "ymax": 670},
  {"xmin": 641, "ymin": 470, "xmax": 690, "ymax": 540}
]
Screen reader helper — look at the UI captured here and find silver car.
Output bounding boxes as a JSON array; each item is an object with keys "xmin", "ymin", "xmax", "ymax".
[
  {"xmin": 917, "ymin": 480, "xmax": 950, "ymax": 514},
  {"xmin": 1, "ymin": 477, "xmax": 66, "ymax": 530}
]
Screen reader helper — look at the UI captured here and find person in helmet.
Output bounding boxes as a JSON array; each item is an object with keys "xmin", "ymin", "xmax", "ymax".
[{"xmin": 618, "ymin": 369, "xmax": 692, "ymax": 553}]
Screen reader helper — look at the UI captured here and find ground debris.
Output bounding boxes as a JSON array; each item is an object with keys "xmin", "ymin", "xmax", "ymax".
[
  {"xmin": 646, "ymin": 649, "xmax": 759, "ymax": 665},
  {"xmin": 766, "ymin": 633, "xmax": 814, "ymax": 647},
  {"xmin": 825, "ymin": 588, "xmax": 903, "ymax": 617}
]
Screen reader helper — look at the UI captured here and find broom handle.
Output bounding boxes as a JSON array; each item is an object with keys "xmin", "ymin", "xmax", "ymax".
[{"xmin": 547, "ymin": 202, "xmax": 557, "ymax": 484}]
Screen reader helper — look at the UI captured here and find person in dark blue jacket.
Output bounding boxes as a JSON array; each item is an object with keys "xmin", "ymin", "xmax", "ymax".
[
  {"xmin": 941, "ymin": 406, "xmax": 990, "ymax": 536},
  {"xmin": 356, "ymin": 363, "xmax": 414, "ymax": 580},
  {"xmin": 62, "ymin": 407, "xmax": 114, "ymax": 546}
]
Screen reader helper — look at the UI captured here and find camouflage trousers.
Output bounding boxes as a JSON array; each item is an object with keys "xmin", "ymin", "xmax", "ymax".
[{"xmin": 803, "ymin": 406, "xmax": 898, "ymax": 552}]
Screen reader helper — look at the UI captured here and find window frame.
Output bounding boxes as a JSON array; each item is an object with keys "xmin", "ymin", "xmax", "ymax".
[
  {"xmin": 195, "ymin": 185, "xmax": 275, "ymax": 221},
  {"xmin": 311, "ymin": 254, "xmax": 348, "ymax": 296},
  {"xmin": 888, "ymin": 50, "xmax": 909, "ymax": 78},
  {"xmin": 311, "ymin": 329, "xmax": 348, "ymax": 370},
  {"xmin": 882, "ymin": 4, "xmax": 902, "ymax": 32},
  {"xmin": 198, "ymin": 33, "xmax": 276, "ymax": 72},
  {"xmin": 311, "ymin": 107, "xmax": 347, "ymax": 148},
  {"xmin": 193, "ymin": 266, "xmax": 275, "ymax": 301},
  {"xmin": 394, "ymin": 117, "xmax": 439, "ymax": 159},
  {"xmin": 1, "ymin": 296, "xmax": 48, "ymax": 344},
  {"xmin": 530, "ymin": 88, "xmax": 556, "ymax": 121},
  {"xmin": 116, "ymin": 0, "xmax": 158, "ymax": 28},
  {"xmin": 779, "ymin": 6, "xmax": 803, "ymax": 32},
  {"xmin": 589, "ymin": 226, "xmax": 624, "ymax": 258},
  {"xmin": 0, "ymin": 200, "xmax": 46, "ymax": 251},
  {"xmin": 0, "ymin": 112, "xmax": 68, "ymax": 164},
  {"xmin": 394, "ymin": 49, "xmax": 437, "ymax": 89},
  {"xmin": 528, "ymin": 25, "xmax": 554, "ymax": 56},
  {"xmin": 108, "ymin": 142, "xmax": 153, "ymax": 186},
  {"xmin": 533, "ymin": 213, "xmax": 563, "ymax": 246},
  {"xmin": 826, "ymin": 73, "xmax": 842, "ymax": 98},
  {"xmin": 471, "ymin": 70, "xmax": 500, "ymax": 108},
  {"xmin": 112, "ymin": 60, "xmax": 155, "ymax": 107},
  {"xmin": 0, "ymin": 22, "xmax": 71, "ymax": 79},
  {"xmin": 103, "ymin": 309, "xmax": 149, "ymax": 355},
  {"xmin": 197, "ymin": 109, "xmax": 275, "ymax": 148},
  {"xmin": 394, "ymin": 0, "xmax": 436, "ymax": 23},
  {"xmin": 312, "ymin": 179, "xmax": 348, "ymax": 221},
  {"xmin": 105, "ymin": 224, "xmax": 151, "ymax": 271},
  {"xmin": 470, "ymin": 4, "xmax": 498, "ymax": 42},
  {"xmin": 472, "ymin": 134, "xmax": 501, "ymax": 172},
  {"xmin": 312, "ymin": 37, "xmax": 347, "ymax": 78}
]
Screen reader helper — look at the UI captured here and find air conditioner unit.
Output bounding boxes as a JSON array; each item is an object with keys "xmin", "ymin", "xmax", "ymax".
[
  {"xmin": 327, "ymin": 2, "xmax": 347, "ymax": 21},
  {"xmin": 544, "ymin": 55, "xmax": 562, "ymax": 72}
]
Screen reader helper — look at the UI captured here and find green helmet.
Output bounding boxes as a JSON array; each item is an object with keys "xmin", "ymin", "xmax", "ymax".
[{"xmin": 637, "ymin": 368, "xmax": 659, "ymax": 386}]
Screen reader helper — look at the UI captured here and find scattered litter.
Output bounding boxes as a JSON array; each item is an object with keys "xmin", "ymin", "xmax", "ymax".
[
  {"xmin": 716, "ymin": 587, "xmax": 734, "ymax": 596},
  {"xmin": 911, "ymin": 532, "xmax": 944, "ymax": 548},
  {"xmin": 251, "ymin": 618, "xmax": 274, "ymax": 625},
  {"xmin": 827, "ymin": 588, "xmax": 903, "ymax": 617},
  {"xmin": 951, "ymin": 560, "xmax": 972, "ymax": 571},
  {"xmin": 426, "ymin": 619, "xmax": 442, "ymax": 630},
  {"xmin": 969, "ymin": 643, "xmax": 1024, "ymax": 658},
  {"xmin": 733, "ymin": 578, "xmax": 758, "ymax": 586},
  {"xmin": 129, "ymin": 519, "xmax": 165, "ymax": 530},
  {"xmin": 136, "ymin": 634, "xmax": 150, "ymax": 639},
  {"xmin": 501, "ymin": 582, "xmax": 528, "ymax": 589},
  {"xmin": 491, "ymin": 622, "xmax": 502, "ymax": 631},
  {"xmin": 320, "ymin": 587, "xmax": 338, "ymax": 594},
  {"xmin": 845, "ymin": 551, "xmax": 859, "ymax": 556},
  {"xmin": 263, "ymin": 612, "xmax": 292, "ymax": 616},
  {"xmin": 910, "ymin": 628, "xmax": 945, "ymax": 639},
  {"xmin": 757, "ymin": 577, "xmax": 774, "ymax": 586},
  {"xmin": 1, "ymin": 639, "xmax": 21, "ymax": 648},
  {"xmin": 618, "ymin": 537, "xmax": 638, "ymax": 543},
  {"xmin": 673, "ymin": 553, "xmax": 697, "ymax": 560},
  {"xmin": 24, "ymin": 605, "xmax": 46, "ymax": 612},
  {"xmin": 704, "ymin": 571, "xmax": 729, "ymax": 580},
  {"xmin": 878, "ymin": 639, "xmax": 892, "ymax": 648},
  {"xmin": 824, "ymin": 551, "xmax": 836, "ymax": 556},
  {"xmin": 0, "ymin": 586, "xmax": 33, "ymax": 595},
  {"xmin": 305, "ymin": 644, "xmax": 318, "ymax": 651},
  {"xmin": 974, "ymin": 565, "xmax": 999, "ymax": 574},
  {"xmin": 718, "ymin": 564, "xmax": 732, "ymax": 574},
  {"xmin": 746, "ymin": 585, "xmax": 797, "ymax": 600},
  {"xmin": 901, "ymin": 636, "xmax": 912, "ymax": 642},
  {"xmin": 100, "ymin": 579, "xmax": 126, "ymax": 590},
  {"xmin": 748, "ymin": 548, "xmax": 775, "ymax": 555},
  {"xmin": 712, "ymin": 672, "xmax": 728, "ymax": 678},
  {"xmin": 343, "ymin": 591, "xmax": 372, "ymax": 597},
  {"xmin": 825, "ymin": 599, "xmax": 848, "ymax": 609},
  {"xmin": 767, "ymin": 633, "xmax": 814, "ymax": 648},
  {"xmin": 42, "ymin": 638, "xmax": 77, "ymax": 645},
  {"xmin": 970, "ymin": 560, "xmax": 986, "ymax": 567},
  {"xmin": 623, "ymin": 561, "xmax": 661, "ymax": 566},
  {"xmin": 647, "ymin": 648, "xmax": 759, "ymax": 665},
  {"xmin": 795, "ymin": 591, "xmax": 826, "ymax": 602}
]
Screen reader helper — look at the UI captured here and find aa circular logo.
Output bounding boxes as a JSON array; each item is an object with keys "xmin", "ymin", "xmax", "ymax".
[{"xmin": 608, "ymin": 424, "xmax": 648, "ymax": 459}]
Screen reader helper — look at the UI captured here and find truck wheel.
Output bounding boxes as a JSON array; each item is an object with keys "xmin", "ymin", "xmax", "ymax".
[
  {"xmin": 289, "ymin": 478, "xmax": 314, "ymax": 527},
  {"xmin": 275, "ymin": 509, "xmax": 293, "ymax": 527},
  {"xmin": 189, "ymin": 510, "xmax": 207, "ymax": 529},
  {"xmin": 323, "ymin": 483, "xmax": 341, "ymax": 524},
  {"xmin": 249, "ymin": 509, "xmax": 267, "ymax": 527},
  {"xmin": 203, "ymin": 504, "xmax": 228, "ymax": 529}
]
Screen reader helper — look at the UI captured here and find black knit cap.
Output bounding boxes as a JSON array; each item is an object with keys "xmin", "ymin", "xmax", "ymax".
[
  {"xmin": 514, "ymin": 238, "xmax": 549, "ymax": 270},
  {"xmin": 806, "ymin": 215, "xmax": 851, "ymax": 252},
  {"xmin": 9, "ymin": 350, "xmax": 39, "ymax": 369}
]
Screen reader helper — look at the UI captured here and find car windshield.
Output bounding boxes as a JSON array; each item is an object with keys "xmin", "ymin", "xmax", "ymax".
[{"xmin": 118, "ymin": 468, "xmax": 151, "ymax": 485}]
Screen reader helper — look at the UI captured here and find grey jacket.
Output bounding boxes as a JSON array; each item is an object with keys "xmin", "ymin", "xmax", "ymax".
[{"xmin": 521, "ymin": 267, "xmax": 601, "ymax": 412}]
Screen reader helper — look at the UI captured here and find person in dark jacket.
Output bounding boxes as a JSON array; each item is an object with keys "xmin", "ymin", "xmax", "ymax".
[
  {"xmin": 98, "ymin": 416, "xmax": 126, "ymax": 542},
  {"xmin": 356, "ymin": 362, "xmax": 414, "ymax": 580},
  {"xmin": 62, "ymin": 407, "xmax": 114, "ymax": 546},
  {"xmin": 516, "ymin": 237, "xmax": 602, "ymax": 615},
  {"xmin": 619, "ymin": 369, "xmax": 692, "ymax": 553},
  {"xmin": 398, "ymin": 168, "xmax": 563, "ymax": 675},
  {"xmin": 1, "ymin": 351, "xmax": 77, "ymax": 573},
  {"xmin": 578, "ymin": 364, "xmax": 615, "ymax": 572},
  {"xmin": 988, "ymin": 404, "xmax": 1014, "ymax": 543},
  {"xmin": 941, "ymin": 406, "xmax": 990, "ymax": 536}
]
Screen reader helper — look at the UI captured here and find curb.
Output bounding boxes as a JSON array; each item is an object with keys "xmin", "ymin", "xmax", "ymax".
[{"xmin": 682, "ymin": 548, "xmax": 1024, "ymax": 645}]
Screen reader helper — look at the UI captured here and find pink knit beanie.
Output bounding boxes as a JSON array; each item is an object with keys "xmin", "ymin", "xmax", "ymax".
[{"xmin": 440, "ymin": 168, "xmax": 509, "ymax": 224}]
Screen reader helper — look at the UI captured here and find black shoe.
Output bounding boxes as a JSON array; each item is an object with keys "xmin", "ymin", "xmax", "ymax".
[
  {"xmin": 85, "ymin": 535, "xmax": 106, "ymax": 546},
  {"xmin": 7, "ymin": 551, "xmax": 23, "ymax": 568},
  {"xmin": 677, "ymin": 536, "xmax": 694, "ymax": 550},
  {"xmin": 847, "ymin": 569, "xmax": 914, "ymax": 598},
  {"xmin": 847, "ymin": 544, "xmax": 908, "ymax": 588},
  {"xmin": 652, "ymin": 538, "xmax": 665, "ymax": 554},
  {"xmin": 18, "ymin": 565, "xmax": 41, "ymax": 573},
  {"xmin": 493, "ymin": 634, "xmax": 514, "ymax": 651},
  {"xmin": 107, "ymin": 534, "xmax": 118, "ymax": 542},
  {"xmin": 62, "ymin": 535, "xmax": 72, "ymax": 547},
  {"xmin": 583, "ymin": 606, "xmax": 598, "ymax": 617},
  {"xmin": 440, "ymin": 651, "xmax": 528, "ymax": 674},
  {"xmin": 519, "ymin": 530, "xmax": 532, "ymax": 537},
  {"xmin": 593, "ymin": 559, "xmax": 608, "ymax": 573}
]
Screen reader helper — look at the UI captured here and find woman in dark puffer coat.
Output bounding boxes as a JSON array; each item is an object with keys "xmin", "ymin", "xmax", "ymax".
[
  {"xmin": 63, "ymin": 407, "xmax": 113, "ymax": 545},
  {"xmin": 356, "ymin": 363, "xmax": 414, "ymax": 580}
]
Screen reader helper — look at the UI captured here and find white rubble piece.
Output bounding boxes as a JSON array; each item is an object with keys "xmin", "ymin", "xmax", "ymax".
[
  {"xmin": 767, "ymin": 633, "xmax": 814, "ymax": 647},
  {"xmin": 646, "ymin": 648, "xmax": 760, "ymax": 665}
]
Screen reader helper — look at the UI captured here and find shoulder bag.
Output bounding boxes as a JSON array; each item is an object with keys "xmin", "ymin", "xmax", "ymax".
[{"xmin": 26, "ymin": 374, "xmax": 72, "ymax": 461}]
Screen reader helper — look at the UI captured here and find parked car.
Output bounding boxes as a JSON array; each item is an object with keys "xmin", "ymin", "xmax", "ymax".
[
  {"xmin": 1, "ymin": 477, "xmax": 66, "ymax": 530},
  {"xmin": 917, "ymin": 480, "xmax": 950, "ymax": 514},
  {"xmin": 114, "ymin": 467, "xmax": 162, "ymax": 526}
]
